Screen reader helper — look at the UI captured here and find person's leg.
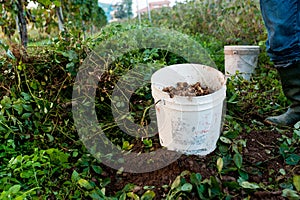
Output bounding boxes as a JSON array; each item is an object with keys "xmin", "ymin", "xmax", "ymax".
[
  {"xmin": 265, "ymin": 62, "xmax": 300, "ymax": 126},
  {"xmin": 260, "ymin": 0, "xmax": 300, "ymax": 126},
  {"xmin": 260, "ymin": 0, "xmax": 300, "ymax": 63}
]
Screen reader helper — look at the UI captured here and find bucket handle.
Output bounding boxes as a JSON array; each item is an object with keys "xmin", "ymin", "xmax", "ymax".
[
  {"xmin": 224, "ymin": 49, "xmax": 260, "ymax": 55},
  {"xmin": 141, "ymin": 99, "xmax": 162, "ymax": 124},
  {"xmin": 230, "ymin": 52, "xmax": 259, "ymax": 69},
  {"xmin": 239, "ymin": 54, "xmax": 258, "ymax": 68},
  {"xmin": 155, "ymin": 99, "xmax": 163, "ymax": 105}
]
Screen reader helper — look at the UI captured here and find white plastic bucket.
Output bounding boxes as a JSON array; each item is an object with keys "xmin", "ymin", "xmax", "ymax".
[
  {"xmin": 151, "ymin": 64, "xmax": 226, "ymax": 155},
  {"xmin": 224, "ymin": 45, "xmax": 260, "ymax": 80}
]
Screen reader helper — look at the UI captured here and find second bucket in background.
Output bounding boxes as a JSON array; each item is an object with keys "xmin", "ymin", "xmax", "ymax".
[{"xmin": 224, "ymin": 45, "xmax": 260, "ymax": 80}]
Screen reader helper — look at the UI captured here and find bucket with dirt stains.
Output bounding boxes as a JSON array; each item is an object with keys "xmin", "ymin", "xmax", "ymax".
[{"xmin": 151, "ymin": 64, "xmax": 226, "ymax": 155}]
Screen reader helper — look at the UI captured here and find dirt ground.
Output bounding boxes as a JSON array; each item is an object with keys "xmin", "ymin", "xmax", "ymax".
[{"xmin": 99, "ymin": 127, "xmax": 299, "ymax": 199}]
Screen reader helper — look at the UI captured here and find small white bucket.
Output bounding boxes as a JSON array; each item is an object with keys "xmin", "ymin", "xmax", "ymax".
[
  {"xmin": 151, "ymin": 64, "xmax": 226, "ymax": 155},
  {"xmin": 224, "ymin": 45, "xmax": 260, "ymax": 80}
]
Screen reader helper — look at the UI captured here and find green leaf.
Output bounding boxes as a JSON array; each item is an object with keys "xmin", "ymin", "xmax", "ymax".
[
  {"xmin": 21, "ymin": 113, "xmax": 31, "ymax": 119},
  {"xmin": 180, "ymin": 170, "xmax": 190, "ymax": 177},
  {"xmin": 29, "ymin": 80, "xmax": 37, "ymax": 90},
  {"xmin": 190, "ymin": 173, "xmax": 202, "ymax": 185},
  {"xmin": 72, "ymin": 151, "xmax": 78, "ymax": 157},
  {"xmin": 227, "ymin": 93, "xmax": 238, "ymax": 103},
  {"xmin": 238, "ymin": 170, "xmax": 249, "ymax": 181},
  {"xmin": 8, "ymin": 184, "xmax": 21, "ymax": 194},
  {"xmin": 122, "ymin": 141, "xmax": 133, "ymax": 150},
  {"xmin": 42, "ymin": 125, "xmax": 52, "ymax": 133},
  {"xmin": 294, "ymin": 121, "xmax": 300, "ymax": 129},
  {"xmin": 141, "ymin": 190, "xmax": 155, "ymax": 200},
  {"xmin": 119, "ymin": 193, "xmax": 126, "ymax": 200},
  {"xmin": 17, "ymin": 64, "xmax": 23, "ymax": 71},
  {"xmin": 78, "ymin": 179, "xmax": 94, "ymax": 190},
  {"xmin": 210, "ymin": 176, "xmax": 221, "ymax": 196},
  {"xmin": 280, "ymin": 183, "xmax": 294, "ymax": 190},
  {"xmin": 286, "ymin": 154, "xmax": 300, "ymax": 165},
  {"xmin": 21, "ymin": 92, "xmax": 31, "ymax": 101},
  {"xmin": 219, "ymin": 136, "xmax": 232, "ymax": 144},
  {"xmin": 279, "ymin": 143, "xmax": 290, "ymax": 158},
  {"xmin": 217, "ymin": 157, "xmax": 223, "ymax": 173},
  {"xmin": 223, "ymin": 131, "xmax": 239, "ymax": 139},
  {"xmin": 122, "ymin": 183, "xmax": 135, "ymax": 192},
  {"xmin": 181, "ymin": 183, "xmax": 193, "ymax": 192},
  {"xmin": 89, "ymin": 191, "xmax": 102, "ymax": 199},
  {"xmin": 218, "ymin": 144, "xmax": 229, "ymax": 154},
  {"xmin": 14, "ymin": 187, "xmax": 40, "ymax": 200},
  {"xmin": 282, "ymin": 189, "xmax": 300, "ymax": 200},
  {"xmin": 46, "ymin": 134, "xmax": 54, "ymax": 142},
  {"xmin": 171, "ymin": 176, "xmax": 181, "ymax": 190},
  {"xmin": 294, "ymin": 129, "xmax": 300, "ymax": 138},
  {"xmin": 22, "ymin": 104, "xmax": 33, "ymax": 112},
  {"xmin": 279, "ymin": 168, "xmax": 286, "ymax": 175},
  {"xmin": 1, "ymin": 96, "xmax": 12, "ymax": 109},
  {"xmin": 66, "ymin": 62, "xmax": 75, "ymax": 70},
  {"xmin": 37, "ymin": 0, "xmax": 52, "ymax": 6},
  {"xmin": 20, "ymin": 170, "xmax": 33, "ymax": 178},
  {"xmin": 239, "ymin": 181, "xmax": 260, "ymax": 189},
  {"xmin": 53, "ymin": 0, "xmax": 61, "ymax": 7},
  {"xmin": 143, "ymin": 139, "xmax": 153, "ymax": 148},
  {"xmin": 233, "ymin": 153, "xmax": 243, "ymax": 169},
  {"xmin": 143, "ymin": 186, "xmax": 155, "ymax": 190},
  {"xmin": 127, "ymin": 192, "xmax": 140, "ymax": 200},
  {"xmin": 15, "ymin": 195, "xmax": 27, "ymax": 200},
  {"xmin": 45, "ymin": 148, "xmax": 69, "ymax": 164},
  {"xmin": 293, "ymin": 175, "xmax": 300, "ymax": 192},
  {"xmin": 12, "ymin": 104, "xmax": 23, "ymax": 115},
  {"xmin": 71, "ymin": 170, "xmax": 80, "ymax": 182},
  {"xmin": 64, "ymin": 50, "xmax": 78, "ymax": 61},
  {"xmin": 91, "ymin": 165, "xmax": 103, "ymax": 174},
  {"xmin": 223, "ymin": 181, "xmax": 240, "ymax": 190}
]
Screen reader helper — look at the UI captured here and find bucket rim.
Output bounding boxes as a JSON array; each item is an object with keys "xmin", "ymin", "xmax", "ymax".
[
  {"xmin": 151, "ymin": 84, "xmax": 226, "ymax": 106},
  {"xmin": 224, "ymin": 45, "xmax": 260, "ymax": 50},
  {"xmin": 152, "ymin": 63, "xmax": 224, "ymax": 72},
  {"xmin": 151, "ymin": 63, "xmax": 226, "ymax": 103},
  {"xmin": 151, "ymin": 63, "xmax": 226, "ymax": 84}
]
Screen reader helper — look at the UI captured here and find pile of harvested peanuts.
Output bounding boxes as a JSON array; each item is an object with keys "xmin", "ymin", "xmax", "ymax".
[{"xmin": 162, "ymin": 82, "xmax": 211, "ymax": 98}]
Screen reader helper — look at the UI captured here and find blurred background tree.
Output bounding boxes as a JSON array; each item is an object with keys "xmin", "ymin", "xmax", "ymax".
[
  {"xmin": 0, "ymin": 0, "xmax": 107, "ymax": 49},
  {"xmin": 114, "ymin": 0, "xmax": 133, "ymax": 20}
]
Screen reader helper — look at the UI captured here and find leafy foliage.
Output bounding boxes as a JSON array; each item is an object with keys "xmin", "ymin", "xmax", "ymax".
[
  {"xmin": 0, "ymin": 0, "xmax": 107, "ymax": 48},
  {"xmin": 114, "ymin": 0, "xmax": 133, "ymax": 19},
  {"xmin": 146, "ymin": 0, "xmax": 266, "ymax": 45}
]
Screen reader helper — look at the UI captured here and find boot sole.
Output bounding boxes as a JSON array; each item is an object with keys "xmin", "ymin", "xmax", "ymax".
[{"xmin": 264, "ymin": 118, "xmax": 294, "ymax": 127}]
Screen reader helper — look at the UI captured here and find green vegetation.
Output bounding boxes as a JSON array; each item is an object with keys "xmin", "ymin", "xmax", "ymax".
[
  {"xmin": 114, "ymin": 0, "xmax": 133, "ymax": 20},
  {"xmin": 1, "ymin": 0, "xmax": 299, "ymax": 199},
  {"xmin": 0, "ymin": 0, "xmax": 107, "ymax": 47}
]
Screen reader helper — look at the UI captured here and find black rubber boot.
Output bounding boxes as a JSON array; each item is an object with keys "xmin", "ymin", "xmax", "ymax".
[{"xmin": 265, "ymin": 62, "xmax": 300, "ymax": 126}]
